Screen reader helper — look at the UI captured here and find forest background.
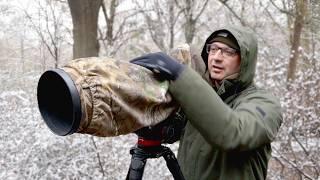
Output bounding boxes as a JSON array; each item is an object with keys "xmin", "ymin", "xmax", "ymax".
[{"xmin": 0, "ymin": 0, "xmax": 319, "ymax": 179}]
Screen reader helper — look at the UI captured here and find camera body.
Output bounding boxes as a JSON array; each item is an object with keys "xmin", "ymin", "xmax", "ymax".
[{"xmin": 135, "ymin": 110, "xmax": 187, "ymax": 147}]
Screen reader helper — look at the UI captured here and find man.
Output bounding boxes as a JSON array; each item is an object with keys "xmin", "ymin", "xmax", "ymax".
[{"xmin": 131, "ymin": 25, "xmax": 283, "ymax": 180}]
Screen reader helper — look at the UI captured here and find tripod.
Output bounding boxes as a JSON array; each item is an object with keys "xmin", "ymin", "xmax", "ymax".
[{"xmin": 126, "ymin": 138, "xmax": 185, "ymax": 180}]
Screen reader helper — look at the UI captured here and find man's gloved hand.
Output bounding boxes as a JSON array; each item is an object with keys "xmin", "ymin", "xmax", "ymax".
[{"xmin": 130, "ymin": 52, "xmax": 184, "ymax": 80}]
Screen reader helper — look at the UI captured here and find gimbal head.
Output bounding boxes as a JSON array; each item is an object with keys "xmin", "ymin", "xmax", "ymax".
[{"xmin": 135, "ymin": 111, "xmax": 186, "ymax": 147}]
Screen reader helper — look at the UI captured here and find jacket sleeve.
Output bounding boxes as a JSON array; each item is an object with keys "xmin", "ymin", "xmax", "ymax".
[{"xmin": 169, "ymin": 67, "xmax": 283, "ymax": 151}]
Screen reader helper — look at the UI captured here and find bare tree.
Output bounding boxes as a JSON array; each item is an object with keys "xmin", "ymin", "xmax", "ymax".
[
  {"xmin": 268, "ymin": 0, "xmax": 309, "ymax": 81},
  {"xmin": 217, "ymin": 0, "xmax": 248, "ymax": 26},
  {"xmin": 133, "ymin": 0, "xmax": 182, "ymax": 52},
  {"xmin": 24, "ymin": 0, "xmax": 69, "ymax": 68},
  {"xmin": 286, "ymin": 0, "xmax": 308, "ymax": 81},
  {"xmin": 99, "ymin": 0, "xmax": 140, "ymax": 56},
  {"xmin": 174, "ymin": 0, "xmax": 209, "ymax": 44}
]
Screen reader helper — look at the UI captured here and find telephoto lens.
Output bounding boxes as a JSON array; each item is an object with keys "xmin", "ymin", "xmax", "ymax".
[
  {"xmin": 36, "ymin": 57, "xmax": 177, "ymax": 137},
  {"xmin": 36, "ymin": 45, "xmax": 198, "ymax": 138}
]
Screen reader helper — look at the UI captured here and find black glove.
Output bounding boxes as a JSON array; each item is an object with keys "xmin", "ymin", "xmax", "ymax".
[{"xmin": 130, "ymin": 52, "xmax": 184, "ymax": 80}]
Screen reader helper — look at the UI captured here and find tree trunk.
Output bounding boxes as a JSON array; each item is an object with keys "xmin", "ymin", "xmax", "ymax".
[
  {"xmin": 102, "ymin": 0, "xmax": 117, "ymax": 47},
  {"xmin": 168, "ymin": 1, "xmax": 175, "ymax": 49},
  {"xmin": 185, "ymin": 17, "xmax": 196, "ymax": 44},
  {"xmin": 184, "ymin": 1, "xmax": 195, "ymax": 44},
  {"xmin": 286, "ymin": 0, "xmax": 307, "ymax": 81},
  {"xmin": 68, "ymin": 0, "xmax": 102, "ymax": 59}
]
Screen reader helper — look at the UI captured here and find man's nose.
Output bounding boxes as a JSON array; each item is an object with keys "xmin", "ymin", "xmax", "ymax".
[{"xmin": 212, "ymin": 49, "xmax": 224, "ymax": 60}]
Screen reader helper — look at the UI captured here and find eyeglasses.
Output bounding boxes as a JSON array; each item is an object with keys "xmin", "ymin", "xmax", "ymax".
[{"xmin": 206, "ymin": 44, "xmax": 239, "ymax": 57}]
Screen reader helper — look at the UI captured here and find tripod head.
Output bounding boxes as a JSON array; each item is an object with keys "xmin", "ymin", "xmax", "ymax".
[
  {"xmin": 126, "ymin": 111, "xmax": 186, "ymax": 180},
  {"xmin": 134, "ymin": 111, "xmax": 186, "ymax": 148}
]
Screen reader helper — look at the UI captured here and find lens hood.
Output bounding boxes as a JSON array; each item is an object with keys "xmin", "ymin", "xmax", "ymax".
[{"xmin": 37, "ymin": 69, "xmax": 81, "ymax": 136}]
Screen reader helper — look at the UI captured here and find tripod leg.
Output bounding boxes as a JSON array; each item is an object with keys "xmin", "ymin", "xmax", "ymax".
[
  {"xmin": 126, "ymin": 149, "xmax": 147, "ymax": 180},
  {"xmin": 162, "ymin": 148, "xmax": 185, "ymax": 180}
]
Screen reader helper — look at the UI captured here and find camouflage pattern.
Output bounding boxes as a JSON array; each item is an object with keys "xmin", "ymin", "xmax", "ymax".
[{"xmin": 61, "ymin": 44, "xmax": 203, "ymax": 137}]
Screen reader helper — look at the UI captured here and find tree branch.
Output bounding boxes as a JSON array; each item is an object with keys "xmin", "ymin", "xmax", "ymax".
[
  {"xmin": 273, "ymin": 148, "xmax": 315, "ymax": 180},
  {"xmin": 194, "ymin": 0, "xmax": 210, "ymax": 22},
  {"xmin": 90, "ymin": 136, "xmax": 105, "ymax": 177},
  {"xmin": 269, "ymin": 0, "xmax": 294, "ymax": 16},
  {"xmin": 291, "ymin": 130, "xmax": 309, "ymax": 155},
  {"xmin": 217, "ymin": 0, "xmax": 247, "ymax": 26}
]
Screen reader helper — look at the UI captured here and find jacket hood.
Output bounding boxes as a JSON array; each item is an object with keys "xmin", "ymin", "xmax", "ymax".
[{"xmin": 201, "ymin": 26, "xmax": 258, "ymax": 89}]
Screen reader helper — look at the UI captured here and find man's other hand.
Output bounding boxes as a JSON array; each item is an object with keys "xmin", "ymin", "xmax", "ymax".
[{"xmin": 130, "ymin": 52, "xmax": 184, "ymax": 80}]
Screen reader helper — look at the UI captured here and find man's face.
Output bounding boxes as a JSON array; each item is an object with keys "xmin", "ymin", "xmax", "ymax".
[{"xmin": 207, "ymin": 42, "xmax": 241, "ymax": 81}]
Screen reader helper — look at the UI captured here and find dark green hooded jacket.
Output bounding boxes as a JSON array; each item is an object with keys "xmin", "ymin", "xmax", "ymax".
[{"xmin": 169, "ymin": 26, "xmax": 283, "ymax": 180}]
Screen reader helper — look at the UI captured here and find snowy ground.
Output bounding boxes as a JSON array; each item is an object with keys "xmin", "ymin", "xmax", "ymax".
[{"xmin": 0, "ymin": 72, "xmax": 179, "ymax": 180}]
